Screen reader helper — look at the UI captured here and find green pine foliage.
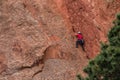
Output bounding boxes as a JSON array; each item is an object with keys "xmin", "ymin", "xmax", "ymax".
[
  {"xmin": 77, "ymin": 14, "xmax": 120, "ymax": 80},
  {"xmin": 76, "ymin": 75, "xmax": 84, "ymax": 80},
  {"xmin": 108, "ymin": 15, "xmax": 120, "ymax": 47}
]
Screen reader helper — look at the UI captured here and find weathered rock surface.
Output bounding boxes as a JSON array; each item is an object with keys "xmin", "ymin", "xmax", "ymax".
[
  {"xmin": 65, "ymin": 0, "xmax": 120, "ymax": 58},
  {"xmin": 0, "ymin": 0, "xmax": 120, "ymax": 80}
]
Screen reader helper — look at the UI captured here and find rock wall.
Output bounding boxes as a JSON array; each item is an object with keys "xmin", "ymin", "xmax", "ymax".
[
  {"xmin": 65, "ymin": 0, "xmax": 120, "ymax": 58},
  {"xmin": 0, "ymin": 0, "xmax": 120, "ymax": 80}
]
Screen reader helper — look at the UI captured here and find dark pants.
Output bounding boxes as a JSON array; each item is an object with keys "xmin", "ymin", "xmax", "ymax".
[{"xmin": 76, "ymin": 39, "xmax": 85, "ymax": 51}]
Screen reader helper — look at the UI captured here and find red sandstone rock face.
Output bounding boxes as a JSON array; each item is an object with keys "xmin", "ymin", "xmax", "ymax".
[
  {"xmin": 0, "ymin": 0, "xmax": 120, "ymax": 80},
  {"xmin": 65, "ymin": 0, "xmax": 120, "ymax": 58}
]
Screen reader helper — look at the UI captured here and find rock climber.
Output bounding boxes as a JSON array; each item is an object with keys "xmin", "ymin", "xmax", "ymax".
[{"xmin": 75, "ymin": 31, "xmax": 85, "ymax": 51}]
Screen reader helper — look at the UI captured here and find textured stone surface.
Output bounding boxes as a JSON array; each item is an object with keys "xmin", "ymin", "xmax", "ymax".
[
  {"xmin": 65, "ymin": 0, "xmax": 120, "ymax": 58},
  {"xmin": 0, "ymin": 0, "xmax": 120, "ymax": 80}
]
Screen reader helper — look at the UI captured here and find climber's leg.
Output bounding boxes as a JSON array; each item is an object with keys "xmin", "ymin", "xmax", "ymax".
[{"xmin": 76, "ymin": 40, "xmax": 79, "ymax": 48}]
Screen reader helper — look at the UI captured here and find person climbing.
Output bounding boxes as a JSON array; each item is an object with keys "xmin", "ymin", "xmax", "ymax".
[{"xmin": 75, "ymin": 31, "xmax": 85, "ymax": 51}]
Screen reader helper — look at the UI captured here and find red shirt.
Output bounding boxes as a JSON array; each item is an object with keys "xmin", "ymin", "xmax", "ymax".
[{"xmin": 76, "ymin": 34, "xmax": 83, "ymax": 40}]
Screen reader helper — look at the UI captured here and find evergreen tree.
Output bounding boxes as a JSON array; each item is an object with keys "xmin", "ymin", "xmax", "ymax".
[{"xmin": 77, "ymin": 14, "xmax": 120, "ymax": 80}]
